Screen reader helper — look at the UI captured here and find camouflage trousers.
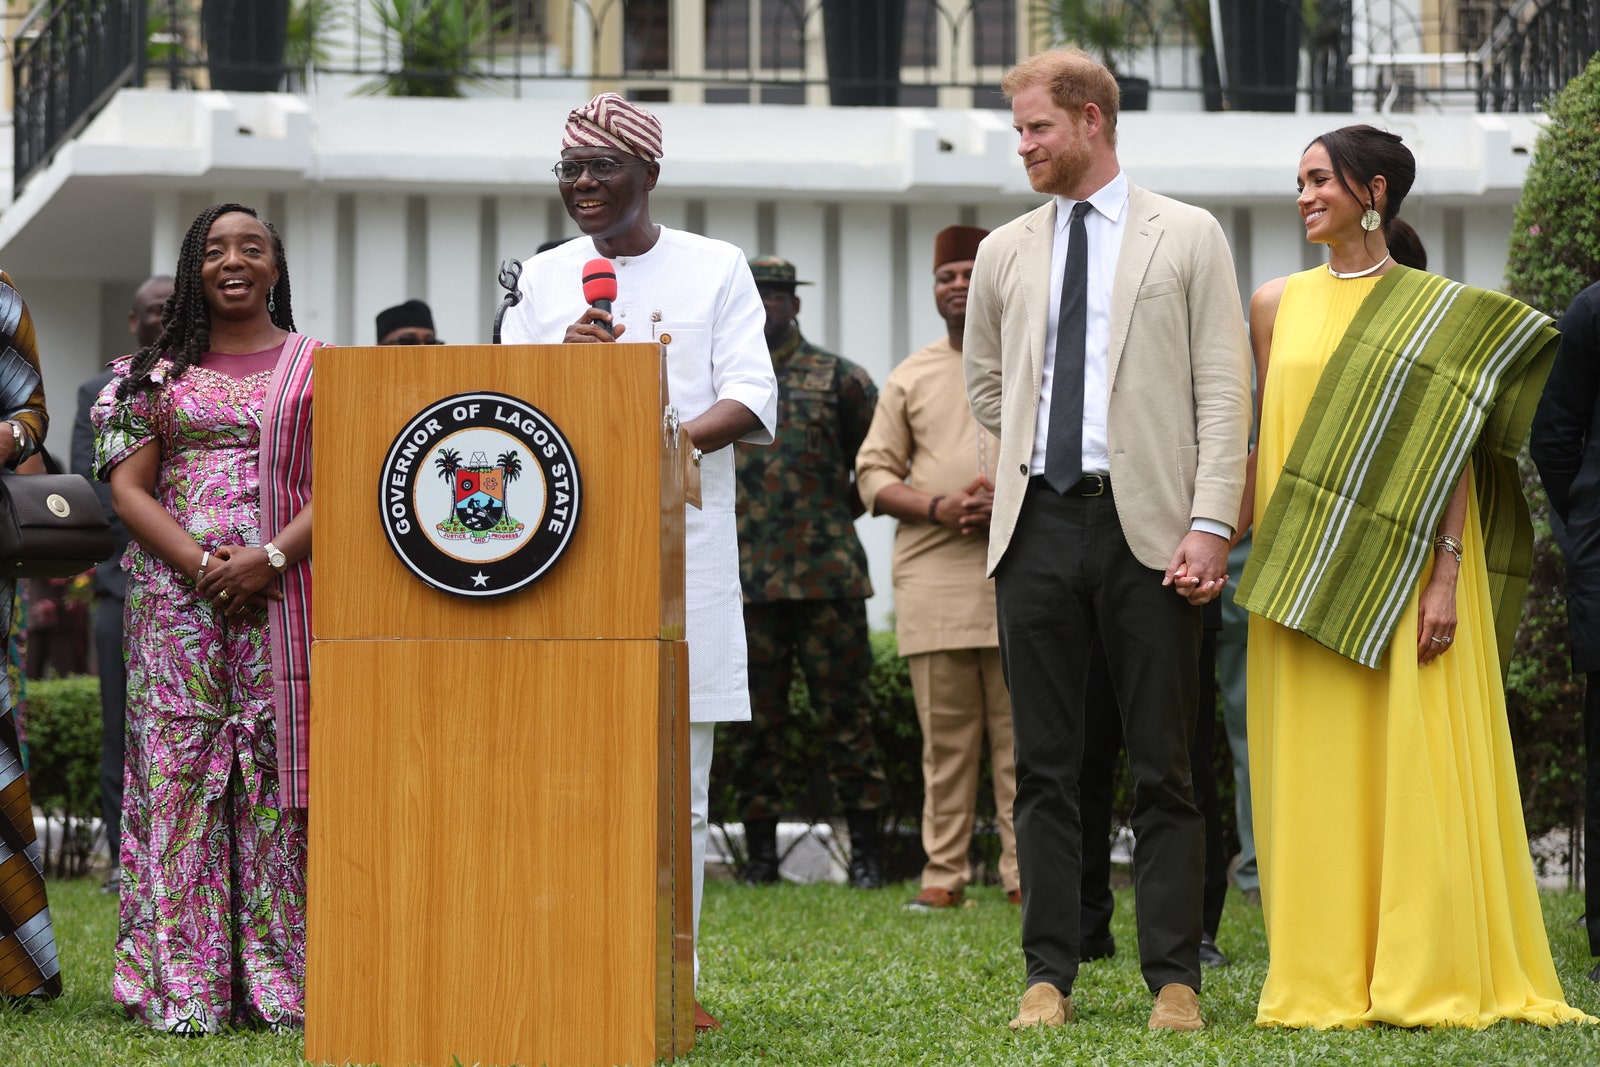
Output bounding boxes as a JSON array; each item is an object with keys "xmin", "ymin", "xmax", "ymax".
[{"xmin": 724, "ymin": 598, "xmax": 888, "ymax": 823}]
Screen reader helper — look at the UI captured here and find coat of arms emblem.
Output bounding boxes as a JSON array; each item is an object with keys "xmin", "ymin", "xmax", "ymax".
[
  {"xmin": 435, "ymin": 450, "xmax": 527, "ymax": 541},
  {"xmin": 379, "ymin": 391, "xmax": 581, "ymax": 597}
]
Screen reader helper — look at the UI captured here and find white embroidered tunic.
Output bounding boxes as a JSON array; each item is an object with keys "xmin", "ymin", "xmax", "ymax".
[{"xmin": 501, "ymin": 228, "xmax": 778, "ymax": 721}]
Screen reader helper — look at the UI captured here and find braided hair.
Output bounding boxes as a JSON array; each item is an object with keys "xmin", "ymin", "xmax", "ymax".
[{"xmin": 118, "ymin": 202, "xmax": 296, "ymax": 398}]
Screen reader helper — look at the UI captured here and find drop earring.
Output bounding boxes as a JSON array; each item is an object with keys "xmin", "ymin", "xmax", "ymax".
[
  {"xmin": 268, "ymin": 286, "xmax": 276, "ymax": 314},
  {"xmin": 1360, "ymin": 207, "xmax": 1382, "ymax": 232}
]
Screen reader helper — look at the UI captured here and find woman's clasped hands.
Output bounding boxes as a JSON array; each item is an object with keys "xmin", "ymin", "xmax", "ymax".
[{"xmin": 196, "ymin": 544, "xmax": 284, "ymax": 618}]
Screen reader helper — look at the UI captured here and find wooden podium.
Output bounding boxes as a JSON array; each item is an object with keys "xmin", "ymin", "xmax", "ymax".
[{"xmin": 306, "ymin": 344, "xmax": 694, "ymax": 1067}]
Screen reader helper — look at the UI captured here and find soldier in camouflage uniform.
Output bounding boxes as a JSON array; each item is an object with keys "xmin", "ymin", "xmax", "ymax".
[{"xmin": 728, "ymin": 255, "xmax": 890, "ymax": 889}]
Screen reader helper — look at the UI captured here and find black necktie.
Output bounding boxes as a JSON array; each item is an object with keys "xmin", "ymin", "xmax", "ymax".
[{"xmin": 1045, "ymin": 200, "xmax": 1093, "ymax": 493}]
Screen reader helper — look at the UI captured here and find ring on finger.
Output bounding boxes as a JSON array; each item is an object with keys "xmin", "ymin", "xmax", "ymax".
[{"xmin": 218, "ymin": 589, "xmax": 231, "ymax": 603}]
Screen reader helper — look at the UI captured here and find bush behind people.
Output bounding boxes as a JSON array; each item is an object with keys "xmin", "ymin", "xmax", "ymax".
[
  {"xmin": 20, "ymin": 673, "xmax": 102, "ymax": 877},
  {"xmin": 1501, "ymin": 54, "xmax": 1600, "ymax": 870}
]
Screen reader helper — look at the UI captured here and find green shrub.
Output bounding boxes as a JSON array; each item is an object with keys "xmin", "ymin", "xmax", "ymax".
[
  {"xmin": 711, "ymin": 629, "xmax": 1012, "ymax": 884},
  {"xmin": 1504, "ymin": 53, "xmax": 1600, "ymax": 317},
  {"xmin": 21, "ymin": 674, "xmax": 103, "ymax": 878},
  {"xmin": 1500, "ymin": 54, "xmax": 1600, "ymax": 881},
  {"xmin": 707, "ymin": 627, "xmax": 1247, "ymax": 886}
]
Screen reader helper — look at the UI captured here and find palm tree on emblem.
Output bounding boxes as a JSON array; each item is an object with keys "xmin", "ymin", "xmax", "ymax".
[
  {"xmin": 434, "ymin": 446, "xmax": 464, "ymax": 533},
  {"xmin": 495, "ymin": 449, "xmax": 526, "ymax": 535}
]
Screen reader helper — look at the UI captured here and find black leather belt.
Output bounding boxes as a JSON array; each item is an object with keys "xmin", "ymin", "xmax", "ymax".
[
  {"xmin": 1029, "ymin": 474, "xmax": 1110, "ymax": 497},
  {"xmin": 1065, "ymin": 474, "xmax": 1109, "ymax": 497}
]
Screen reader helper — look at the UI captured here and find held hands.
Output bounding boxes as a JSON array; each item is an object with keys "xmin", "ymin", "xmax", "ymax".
[
  {"xmin": 196, "ymin": 544, "xmax": 284, "ymax": 619},
  {"xmin": 1164, "ymin": 530, "xmax": 1230, "ymax": 605},
  {"xmin": 563, "ymin": 308, "xmax": 624, "ymax": 343},
  {"xmin": 933, "ymin": 475, "xmax": 995, "ymax": 535}
]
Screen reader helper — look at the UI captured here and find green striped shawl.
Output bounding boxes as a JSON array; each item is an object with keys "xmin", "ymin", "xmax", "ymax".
[{"xmin": 1235, "ymin": 266, "xmax": 1558, "ymax": 671}]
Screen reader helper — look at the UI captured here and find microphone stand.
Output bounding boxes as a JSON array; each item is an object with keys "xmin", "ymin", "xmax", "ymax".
[{"xmin": 492, "ymin": 259, "xmax": 523, "ymax": 344}]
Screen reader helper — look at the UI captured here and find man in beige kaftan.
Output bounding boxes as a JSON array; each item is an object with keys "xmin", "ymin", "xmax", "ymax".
[{"xmin": 856, "ymin": 225, "xmax": 1019, "ymax": 910}]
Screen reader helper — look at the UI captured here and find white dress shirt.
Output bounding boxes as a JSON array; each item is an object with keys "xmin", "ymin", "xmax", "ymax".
[{"xmin": 1030, "ymin": 173, "xmax": 1128, "ymax": 477}]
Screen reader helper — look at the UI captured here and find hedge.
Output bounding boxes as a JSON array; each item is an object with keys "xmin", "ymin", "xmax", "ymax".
[
  {"xmin": 1500, "ymin": 53, "xmax": 1600, "ymax": 878},
  {"xmin": 706, "ymin": 627, "xmax": 1240, "ymax": 886},
  {"xmin": 19, "ymin": 673, "xmax": 103, "ymax": 878}
]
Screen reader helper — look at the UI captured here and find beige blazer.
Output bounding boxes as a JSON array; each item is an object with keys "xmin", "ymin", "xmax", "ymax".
[{"xmin": 963, "ymin": 183, "xmax": 1252, "ymax": 575}]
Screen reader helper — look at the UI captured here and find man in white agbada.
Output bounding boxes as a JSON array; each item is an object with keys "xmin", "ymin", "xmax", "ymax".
[{"xmin": 499, "ymin": 92, "xmax": 777, "ymax": 1033}]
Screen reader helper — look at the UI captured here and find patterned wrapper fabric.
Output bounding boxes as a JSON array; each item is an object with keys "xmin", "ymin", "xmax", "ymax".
[
  {"xmin": 1, "ymin": 591, "xmax": 63, "ymax": 999},
  {"xmin": 0, "ymin": 270, "xmax": 61, "ymax": 1001}
]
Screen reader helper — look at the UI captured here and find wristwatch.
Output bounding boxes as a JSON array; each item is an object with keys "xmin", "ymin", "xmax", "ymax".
[{"xmin": 263, "ymin": 542, "xmax": 287, "ymax": 572}]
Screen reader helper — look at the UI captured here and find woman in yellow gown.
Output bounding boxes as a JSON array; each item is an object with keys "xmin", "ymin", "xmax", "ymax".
[{"xmin": 1237, "ymin": 124, "xmax": 1589, "ymax": 1029}]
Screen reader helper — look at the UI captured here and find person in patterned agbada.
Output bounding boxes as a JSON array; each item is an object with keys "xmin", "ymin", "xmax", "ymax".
[{"xmin": 728, "ymin": 255, "xmax": 890, "ymax": 888}]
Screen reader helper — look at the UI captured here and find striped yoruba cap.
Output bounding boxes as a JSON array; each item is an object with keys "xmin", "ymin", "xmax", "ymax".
[{"xmin": 562, "ymin": 93, "xmax": 664, "ymax": 162}]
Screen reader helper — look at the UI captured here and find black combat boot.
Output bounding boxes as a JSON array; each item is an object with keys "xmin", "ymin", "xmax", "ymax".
[
  {"xmin": 742, "ymin": 818, "xmax": 781, "ymax": 885},
  {"xmin": 846, "ymin": 810, "xmax": 885, "ymax": 889}
]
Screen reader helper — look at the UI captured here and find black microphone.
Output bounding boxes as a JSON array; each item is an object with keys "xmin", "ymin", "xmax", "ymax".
[
  {"xmin": 582, "ymin": 258, "xmax": 618, "ymax": 338},
  {"xmin": 492, "ymin": 258, "xmax": 523, "ymax": 345}
]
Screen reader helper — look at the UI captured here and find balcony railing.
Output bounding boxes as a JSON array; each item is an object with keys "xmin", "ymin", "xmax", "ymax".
[
  {"xmin": 1476, "ymin": 0, "xmax": 1600, "ymax": 111},
  {"xmin": 10, "ymin": 1, "xmax": 1600, "ymax": 197},
  {"xmin": 13, "ymin": 0, "xmax": 145, "ymax": 193}
]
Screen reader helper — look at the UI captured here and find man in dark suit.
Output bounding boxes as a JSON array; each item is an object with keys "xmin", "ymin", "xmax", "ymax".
[
  {"xmin": 1530, "ymin": 277, "xmax": 1600, "ymax": 983},
  {"xmin": 71, "ymin": 274, "xmax": 171, "ymax": 894},
  {"xmin": 962, "ymin": 49, "xmax": 1252, "ymax": 1032}
]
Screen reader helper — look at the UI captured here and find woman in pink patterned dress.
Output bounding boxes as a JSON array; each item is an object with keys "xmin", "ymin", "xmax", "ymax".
[{"xmin": 93, "ymin": 203, "xmax": 320, "ymax": 1034}]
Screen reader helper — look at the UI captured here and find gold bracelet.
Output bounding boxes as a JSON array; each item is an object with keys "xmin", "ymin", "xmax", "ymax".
[{"xmin": 1432, "ymin": 534, "xmax": 1463, "ymax": 564}]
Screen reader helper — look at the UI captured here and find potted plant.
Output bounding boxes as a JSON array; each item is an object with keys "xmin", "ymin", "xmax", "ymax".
[
  {"xmin": 362, "ymin": 0, "xmax": 492, "ymax": 98},
  {"xmin": 1033, "ymin": 0, "xmax": 1154, "ymax": 110},
  {"xmin": 202, "ymin": 0, "xmax": 290, "ymax": 92},
  {"xmin": 284, "ymin": 0, "xmax": 344, "ymax": 92},
  {"xmin": 822, "ymin": 0, "xmax": 905, "ymax": 107},
  {"xmin": 1216, "ymin": 0, "xmax": 1303, "ymax": 112},
  {"xmin": 1180, "ymin": 0, "xmax": 1223, "ymax": 111}
]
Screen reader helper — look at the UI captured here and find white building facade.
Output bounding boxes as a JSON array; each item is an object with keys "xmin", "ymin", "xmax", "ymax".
[{"xmin": 0, "ymin": 0, "xmax": 1568, "ymax": 625}]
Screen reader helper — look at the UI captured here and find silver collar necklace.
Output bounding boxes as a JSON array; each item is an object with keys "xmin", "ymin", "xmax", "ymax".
[{"xmin": 1327, "ymin": 254, "xmax": 1391, "ymax": 280}]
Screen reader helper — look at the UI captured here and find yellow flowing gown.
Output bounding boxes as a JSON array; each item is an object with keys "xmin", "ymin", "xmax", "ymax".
[{"xmin": 1248, "ymin": 267, "xmax": 1591, "ymax": 1029}]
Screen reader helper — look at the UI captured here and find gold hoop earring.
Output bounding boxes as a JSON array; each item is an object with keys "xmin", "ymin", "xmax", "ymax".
[{"xmin": 1360, "ymin": 209, "xmax": 1383, "ymax": 232}]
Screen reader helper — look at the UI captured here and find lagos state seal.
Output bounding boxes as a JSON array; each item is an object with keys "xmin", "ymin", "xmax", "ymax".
[{"xmin": 379, "ymin": 391, "xmax": 581, "ymax": 597}]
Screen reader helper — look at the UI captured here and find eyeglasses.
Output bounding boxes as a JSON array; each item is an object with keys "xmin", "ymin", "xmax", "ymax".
[{"xmin": 551, "ymin": 157, "xmax": 645, "ymax": 184}]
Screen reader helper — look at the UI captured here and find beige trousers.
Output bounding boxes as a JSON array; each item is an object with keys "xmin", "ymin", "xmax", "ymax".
[{"xmin": 908, "ymin": 648, "xmax": 1019, "ymax": 893}]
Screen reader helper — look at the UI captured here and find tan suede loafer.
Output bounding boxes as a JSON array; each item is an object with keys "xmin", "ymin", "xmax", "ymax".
[
  {"xmin": 1148, "ymin": 983, "xmax": 1204, "ymax": 1031},
  {"xmin": 1008, "ymin": 982, "xmax": 1071, "ymax": 1030}
]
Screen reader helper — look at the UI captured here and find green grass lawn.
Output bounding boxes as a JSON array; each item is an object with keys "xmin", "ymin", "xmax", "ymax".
[{"xmin": 5, "ymin": 877, "xmax": 1600, "ymax": 1066}]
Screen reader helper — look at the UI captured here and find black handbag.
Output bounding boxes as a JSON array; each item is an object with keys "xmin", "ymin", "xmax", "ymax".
[
  {"xmin": 0, "ymin": 473, "xmax": 115, "ymax": 578},
  {"xmin": 0, "ymin": 298, "xmax": 114, "ymax": 578}
]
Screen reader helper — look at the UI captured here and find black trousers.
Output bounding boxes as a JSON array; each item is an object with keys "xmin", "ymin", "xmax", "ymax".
[
  {"xmin": 1588, "ymin": 676, "xmax": 1600, "ymax": 957},
  {"xmin": 1081, "ymin": 626, "xmax": 1228, "ymax": 946},
  {"xmin": 995, "ymin": 480, "xmax": 1205, "ymax": 994},
  {"xmin": 94, "ymin": 594, "xmax": 126, "ymax": 864}
]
